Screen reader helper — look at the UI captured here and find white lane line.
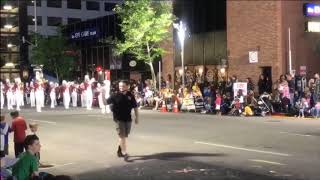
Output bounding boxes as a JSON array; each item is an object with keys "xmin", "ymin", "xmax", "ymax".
[
  {"xmin": 40, "ymin": 163, "xmax": 74, "ymax": 169},
  {"xmin": 249, "ymin": 159, "xmax": 286, "ymax": 166},
  {"xmin": 279, "ymin": 132, "xmax": 313, "ymax": 137},
  {"xmin": 29, "ymin": 119, "xmax": 57, "ymax": 125},
  {"xmin": 194, "ymin": 141, "xmax": 291, "ymax": 157}
]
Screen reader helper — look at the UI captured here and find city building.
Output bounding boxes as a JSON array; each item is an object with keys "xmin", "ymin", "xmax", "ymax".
[
  {"xmin": 27, "ymin": 0, "xmax": 121, "ymax": 36},
  {"xmin": 0, "ymin": 0, "xmax": 28, "ymax": 80},
  {"xmin": 0, "ymin": 0, "xmax": 121, "ymax": 81},
  {"xmin": 169, "ymin": 0, "xmax": 320, "ymax": 88}
]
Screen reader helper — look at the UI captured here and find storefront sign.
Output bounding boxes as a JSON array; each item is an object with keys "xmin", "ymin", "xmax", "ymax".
[
  {"xmin": 304, "ymin": 3, "xmax": 320, "ymax": 17},
  {"xmin": 306, "ymin": 21, "xmax": 320, "ymax": 32},
  {"xmin": 70, "ymin": 28, "xmax": 99, "ymax": 40},
  {"xmin": 233, "ymin": 82, "xmax": 248, "ymax": 97},
  {"xmin": 249, "ymin": 51, "xmax": 258, "ymax": 63}
]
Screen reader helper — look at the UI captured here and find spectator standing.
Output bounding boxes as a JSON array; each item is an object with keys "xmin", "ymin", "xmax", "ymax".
[
  {"xmin": 11, "ymin": 111, "xmax": 27, "ymax": 158},
  {"xmin": 0, "ymin": 115, "xmax": 11, "ymax": 157},
  {"xmin": 286, "ymin": 74, "xmax": 295, "ymax": 107},
  {"xmin": 246, "ymin": 78, "xmax": 255, "ymax": 92},
  {"xmin": 258, "ymin": 75, "xmax": 267, "ymax": 95},
  {"xmin": 314, "ymin": 73, "xmax": 320, "ymax": 103}
]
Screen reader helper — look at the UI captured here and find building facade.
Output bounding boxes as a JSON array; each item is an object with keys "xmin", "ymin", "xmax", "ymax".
[
  {"xmin": 0, "ymin": 0, "xmax": 28, "ymax": 80},
  {"xmin": 27, "ymin": 0, "xmax": 121, "ymax": 36},
  {"xmin": 227, "ymin": 0, "xmax": 320, "ymax": 84},
  {"xmin": 169, "ymin": 0, "xmax": 320, "ymax": 88}
]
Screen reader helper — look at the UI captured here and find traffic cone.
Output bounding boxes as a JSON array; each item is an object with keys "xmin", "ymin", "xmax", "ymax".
[
  {"xmin": 173, "ymin": 100, "xmax": 179, "ymax": 113},
  {"xmin": 161, "ymin": 100, "xmax": 167, "ymax": 112}
]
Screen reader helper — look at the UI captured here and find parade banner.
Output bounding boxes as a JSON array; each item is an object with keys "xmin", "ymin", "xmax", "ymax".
[{"xmin": 233, "ymin": 82, "xmax": 248, "ymax": 97}]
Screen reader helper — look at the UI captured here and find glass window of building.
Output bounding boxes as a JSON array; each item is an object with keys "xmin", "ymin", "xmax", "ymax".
[
  {"xmin": 68, "ymin": 18, "xmax": 81, "ymax": 24},
  {"xmin": 104, "ymin": 2, "xmax": 116, "ymax": 11},
  {"xmin": 27, "ymin": 0, "xmax": 41, "ymax": 7},
  {"xmin": 47, "ymin": 0, "xmax": 62, "ymax": 8},
  {"xmin": 67, "ymin": 0, "xmax": 81, "ymax": 9},
  {"xmin": 86, "ymin": 1, "xmax": 100, "ymax": 11},
  {"xmin": 27, "ymin": 16, "xmax": 42, "ymax": 26},
  {"xmin": 47, "ymin": 17, "xmax": 62, "ymax": 26}
]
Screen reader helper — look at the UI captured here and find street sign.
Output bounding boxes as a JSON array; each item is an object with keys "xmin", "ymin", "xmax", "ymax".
[{"xmin": 249, "ymin": 51, "xmax": 258, "ymax": 63}]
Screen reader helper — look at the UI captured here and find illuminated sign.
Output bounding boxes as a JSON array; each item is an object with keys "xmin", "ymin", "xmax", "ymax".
[
  {"xmin": 306, "ymin": 21, "xmax": 320, "ymax": 32},
  {"xmin": 70, "ymin": 28, "xmax": 99, "ymax": 40},
  {"xmin": 304, "ymin": 3, "xmax": 320, "ymax": 17}
]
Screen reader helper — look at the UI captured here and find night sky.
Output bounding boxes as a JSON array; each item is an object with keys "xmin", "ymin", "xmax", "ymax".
[{"xmin": 173, "ymin": 0, "xmax": 226, "ymax": 33}]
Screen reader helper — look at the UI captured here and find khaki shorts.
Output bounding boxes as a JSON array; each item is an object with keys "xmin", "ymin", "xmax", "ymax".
[{"xmin": 115, "ymin": 120, "xmax": 132, "ymax": 138}]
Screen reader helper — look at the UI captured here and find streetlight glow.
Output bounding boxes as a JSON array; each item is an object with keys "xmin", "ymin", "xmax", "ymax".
[
  {"xmin": 4, "ymin": 24, "xmax": 13, "ymax": 29},
  {"xmin": 173, "ymin": 21, "xmax": 187, "ymax": 88},
  {"xmin": 3, "ymin": 5, "xmax": 13, "ymax": 10},
  {"xmin": 7, "ymin": 43, "xmax": 13, "ymax": 48}
]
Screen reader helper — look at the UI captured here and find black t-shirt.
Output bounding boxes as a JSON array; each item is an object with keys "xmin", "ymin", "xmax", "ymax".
[{"xmin": 107, "ymin": 91, "xmax": 137, "ymax": 122}]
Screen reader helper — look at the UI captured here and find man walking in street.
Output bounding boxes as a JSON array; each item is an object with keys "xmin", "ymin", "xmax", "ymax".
[{"xmin": 107, "ymin": 80, "xmax": 139, "ymax": 158}]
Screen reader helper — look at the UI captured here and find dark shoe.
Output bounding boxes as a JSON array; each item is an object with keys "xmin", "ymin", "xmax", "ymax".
[{"xmin": 117, "ymin": 146, "xmax": 123, "ymax": 157}]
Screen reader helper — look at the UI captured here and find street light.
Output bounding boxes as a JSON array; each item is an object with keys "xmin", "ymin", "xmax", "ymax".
[
  {"xmin": 7, "ymin": 43, "xmax": 13, "ymax": 48},
  {"xmin": 3, "ymin": 5, "xmax": 13, "ymax": 10},
  {"xmin": 173, "ymin": 21, "xmax": 187, "ymax": 87},
  {"xmin": 4, "ymin": 24, "xmax": 13, "ymax": 29}
]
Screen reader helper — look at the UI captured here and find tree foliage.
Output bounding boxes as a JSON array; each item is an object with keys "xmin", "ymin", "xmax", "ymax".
[
  {"xmin": 114, "ymin": 0, "xmax": 173, "ymax": 87},
  {"xmin": 30, "ymin": 30, "xmax": 77, "ymax": 81}
]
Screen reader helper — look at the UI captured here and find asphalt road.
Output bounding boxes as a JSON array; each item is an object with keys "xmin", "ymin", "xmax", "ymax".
[{"xmin": 1, "ymin": 107, "xmax": 320, "ymax": 180}]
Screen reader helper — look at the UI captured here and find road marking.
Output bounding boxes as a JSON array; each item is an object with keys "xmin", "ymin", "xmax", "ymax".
[
  {"xmin": 194, "ymin": 141, "xmax": 291, "ymax": 157},
  {"xmin": 30, "ymin": 119, "xmax": 57, "ymax": 125},
  {"xmin": 41, "ymin": 163, "xmax": 74, "ymax": 169},
  {"xmin": 279, "ymin": 132, "xmax": 313, "ymax": 137},
  {"xmin": 249, "ymin": 159, "xmax": 286, "ymax": 166}
]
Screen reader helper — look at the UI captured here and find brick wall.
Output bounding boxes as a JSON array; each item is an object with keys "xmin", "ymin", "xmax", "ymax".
[
  {"xmin": 227, "ymin": 0, "xmax": 320, "ymax": 86},
  {"xmin": 160, "ymin": 26, "xmax": 174, "ymax": 84},
  {"xmin": 227, "ymin": 0, "xmax": 282, "ymax": 85}
]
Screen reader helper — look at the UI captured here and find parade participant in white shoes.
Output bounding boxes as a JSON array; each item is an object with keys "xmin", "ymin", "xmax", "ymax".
[
  {"xmin": 102, "ymin": 80, "xmax": 111, "ymax": 114},
  {"xmin": 86, "ymin": 78, "xmax": 94, "ymax": 110},
  {"xmin": 30, "ymin": 81, "xmax": 36, "ymax": 107},
  {"xmin": 14, "ymin": 78, "xmax": 24, "ymax": 111},
  {"xmin": 5, "ymin": 79, "xmax": 14, "ymax": 110},
  {"xmin": 49, "ymin": 82, "xmax": 56, "ymax": 108},
  {"xmin": 0, "ymin": 82, "xmax": 4, "ymax": 109},
  {"xmin": 62, "ymin": 80, "xmax": 71, "ymax": 109},
  {"xmin": 25, "ymin": 82, "xmax": 31, "ymax": 105},
  {"xmin": 34, "ymin": 80, "xmax": 42, "ymax": 112},
  {"xmin": 71, "ymin": 82, "xmax": 78, "ymax": 107}
]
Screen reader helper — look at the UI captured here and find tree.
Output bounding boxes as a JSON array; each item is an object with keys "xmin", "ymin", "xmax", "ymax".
[
  {"xmin": 30, "ymin": 30, "xmax": 77, "ymax": 81},
  {"xmin": 114, "ymin": 0, "xmax": 173, "ymax": 88}
]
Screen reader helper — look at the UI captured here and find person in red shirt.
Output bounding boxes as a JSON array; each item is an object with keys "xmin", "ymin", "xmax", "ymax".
[{"xmin": 10, "ymin": 111, "xmax": 27, "ymax": 158}]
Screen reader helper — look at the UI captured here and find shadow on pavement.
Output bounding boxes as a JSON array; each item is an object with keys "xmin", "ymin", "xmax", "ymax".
[
  {"xmin": 75, "ymin": 159, "xmax": 295, "ymax": 180},
  {"xmin": 125, "ymin": 152, "xmax": 226, "ymax": 162}
]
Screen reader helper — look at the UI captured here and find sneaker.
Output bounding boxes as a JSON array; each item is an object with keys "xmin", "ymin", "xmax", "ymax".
[{"xmin": 117, "ymin": 146, "xmax": 123, "ymax": 157}]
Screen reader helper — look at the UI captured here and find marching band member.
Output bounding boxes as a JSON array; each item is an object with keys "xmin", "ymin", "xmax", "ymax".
[
  {"xmin": 34, "ymin": 79, "xmax": 42, "ymax": 112},
  {"xmin": 96, "ymin": 83, "xmax": 104, "ymax": 114},
  {"xmin": 86, "ymin": 78, "xmax": 94, "ymax": 110},
  {"xmin": 30, "ymin": 81, "xmax": 36, "ymax": 107},
  {"xmin": 5, "ymin": 79, "xmax": 13, "ymax": 110},
  {"xmin": 25, "ymin": 82, "xmax": 31, "ymax": 105},
  {"xmin": 49, "ymin": 82, "xmax": 56, "ymax": 108},
  {"xmin": 71, "ymin": 82, "xmax": 78, "ymax": 107},
  {"xmin": 102, "ymin": 80, "xmax": 111, "ymax": 114},
  {"xmin": 14, "ymin": 78, "xmax": 24, "ymax": 111},
  {"xmin": 62, "ymin": 80, "xmax": 70, "ymax": 109}
]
